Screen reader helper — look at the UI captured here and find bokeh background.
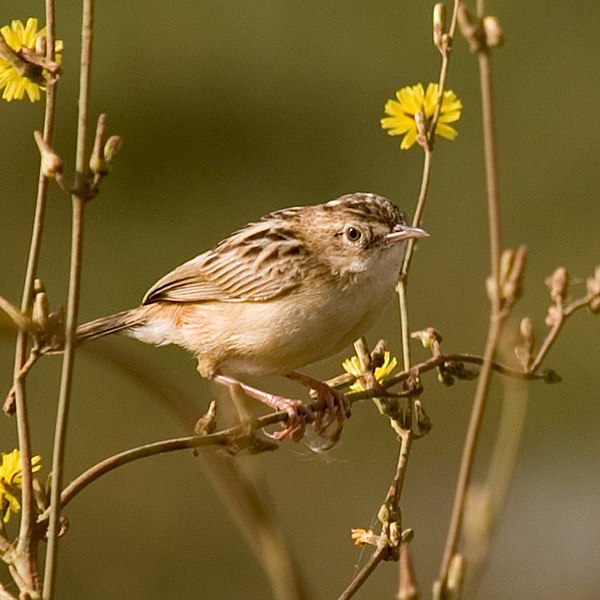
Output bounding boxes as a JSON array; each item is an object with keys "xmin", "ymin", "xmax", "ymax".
[{"xmin": 1, "ymin": 1, "xmax": 599, "ymax": 598}]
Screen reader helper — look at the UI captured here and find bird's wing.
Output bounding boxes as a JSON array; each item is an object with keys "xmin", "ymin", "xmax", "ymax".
[{"xmin": 142, "ymin": 220, "xmax": 310, "ymax": 304}]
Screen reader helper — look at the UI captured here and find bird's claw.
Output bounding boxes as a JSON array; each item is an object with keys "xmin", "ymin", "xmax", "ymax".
[
  {"xmin": 309, "ymin": 384, "xmax": 350, "ymax": 447},
  {"xmin": 264, "ymin": 399, "xmax": 312, "ymax": 443}
]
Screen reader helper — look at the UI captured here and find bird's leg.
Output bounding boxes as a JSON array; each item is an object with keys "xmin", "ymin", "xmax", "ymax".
[
  {"xmin": 286, "ymin": 371, "xmax": 351, "ymax": 442},
  {"xmin": 213, "ymin": 374, "xmax": 310, "ymax": 442}
]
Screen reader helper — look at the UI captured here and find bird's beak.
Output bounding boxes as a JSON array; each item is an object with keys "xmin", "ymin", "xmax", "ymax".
[{"xmin": 386, "ymin": 224, "xmax": 429, "ymax": 243}]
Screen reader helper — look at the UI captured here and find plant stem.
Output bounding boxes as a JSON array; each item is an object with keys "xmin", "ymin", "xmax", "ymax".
[
  {"xmin": 479, "ymin": 52, "xmax": 502, "ymax": 315},
  {"xmin": 436, "ymin": 314, "xmax": 504, "ymax": 591},
  {"xmin": 436, "ymin": 17, "xmax": 505, "ymax": 594},
  {"xmin": 43, "ymin": 2, "xmax": 93, "ymax": 598},
  {"xmin": 397, "ymin": 148, "xmax": 432, "ymax": 368},
  {"xmin": 396, "ymin": 0, "xmax": 459, "ymax": 367},
  {"xmin": 337, "ymin": 543, "xmax": 387, "ymax": 600},
  {"xmin": 11, "ymin": 1, "xmax": 58, "ymax": 593},
  {"xmin": 529, "ymin": 296, "xmax": 588, "ymax": 373},
  {"xmin": 390, "ymin": 7, "xmax": 460, "ymax": 593},
  {"xmin": 465, "ymin": 379, "xmax": 528, "ymax": 591},
  {"xmin": 337, "ymin": 429, "xmax": 412, "ymax": 600}
]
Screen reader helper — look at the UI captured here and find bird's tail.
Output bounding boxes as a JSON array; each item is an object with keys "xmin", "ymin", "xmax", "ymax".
[{"xmin": 76, "ymin": 308, "xmax": 144, "ymax": 344}]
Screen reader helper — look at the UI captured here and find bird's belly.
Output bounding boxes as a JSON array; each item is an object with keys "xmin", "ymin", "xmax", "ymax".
[{"xmin": 213, "ymin": 282, "xmax": 394, "ymax": 376}]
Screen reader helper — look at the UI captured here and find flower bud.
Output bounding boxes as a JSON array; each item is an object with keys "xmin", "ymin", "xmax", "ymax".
[
  {"xmin": 447, "ymin": 553, "xmax": 466, "ymax": 598},
  {"xmin": 483, "ymin": 16, "xmax": 504, "ymax": 47},
  {"xmin": 377, "ymin": 503, "xmax": 390, "ymax": 524},
  {"xmin": 104, "ymin": 135, "xmax": 123, "ymax": 164},
  {"xmin": 414, "ymin": 399, "xmax": 433, "ymax": 438},
  {"xmin": 545, "ymin": 305, "xmax": 561, "ymax": 327},
  {"xmin": 546, "ymin": 266, "xmax": 569, "ymax": 304},
  {"xmin": 41, "ymin": 150, "xmax": 63, "ymax": 178},
  {"xmin": 401, "ymin": 528, "xmax": 414, "ymax": 544},
  {"xmin": 515, "ymin": 317, "xmax": 535, "ymax": 370},
  {"xmin": 89, "ymin": 152, "xmax": 108, "ymax": 177},
  {"xmin": 433, "ymin": 3, "xmax": 447, "ymax": 50},
  {"xmin": 35, "ymin": 34, "xmax": 47, "ymax": 56},
  {"xmin": 505, "ymin": 245, "xmax": 527, "ymax": 303},
  {"xmin": 32, "ymin": 279, "xmax": 49, "ymax": 329},
  {"xmin": 586, "ymin": 266, "xmax": 600, "ymax": 313},
  {"xmin": 437, "ymin": 369, "xmax": 454, "ymax": 386},
  {"xmin": 457, "ymin": 3, "xmax": 483, "ymax": 53},
  {"xmin": 34, "ymin": 131, "xmax": 63, "ymax": 178},
  {"xmin": 519, "ymin": 316, "xmax": 533, "ymax": 341}
]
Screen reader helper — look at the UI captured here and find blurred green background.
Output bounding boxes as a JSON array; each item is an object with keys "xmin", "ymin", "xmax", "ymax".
[{"xmin": 1, "ymin": 1, "xmax": 599, "ymax": 598}]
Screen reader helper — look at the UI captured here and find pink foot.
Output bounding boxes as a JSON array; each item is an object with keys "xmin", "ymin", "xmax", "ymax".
[
  {"xmin": 287, "ymin": 372, "xmax": 351, "ymax": 447},
  {"xmin": 213, "ymin": 374, "xmax": 310, "ymax": 442}
]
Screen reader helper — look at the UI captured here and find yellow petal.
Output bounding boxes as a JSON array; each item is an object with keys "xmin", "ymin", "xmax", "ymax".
[
  {"xmin": 435, "ymin": 122, "xmax": 458, "ymax": 140},
  {"xmin": 401, "ymin": 128, "xmax": 418, "ymax": 150},
  {"xmin": 1, "ymin": 25, "xmax": 21, "ymax": 51}
]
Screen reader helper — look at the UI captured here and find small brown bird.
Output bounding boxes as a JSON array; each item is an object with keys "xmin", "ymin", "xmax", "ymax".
[{"xmin": 77, "ymin": 193, "xmax": 428, "ymax": 441}]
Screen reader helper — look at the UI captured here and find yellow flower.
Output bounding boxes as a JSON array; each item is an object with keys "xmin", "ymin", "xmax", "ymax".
[
  {"xmin": 342, "ymin": 351, "xmax": 398, "ymax": 392},
  {"xmin": 0, "ymin": 18, "xmax": 63, "ymax": 102},
  {"xmin": 0, "ymin": 449, "xmax": 42, "ymax": 523},
  {"xmin": 381, "ymin": 83, "xmax": 462, "ymax": 150}
]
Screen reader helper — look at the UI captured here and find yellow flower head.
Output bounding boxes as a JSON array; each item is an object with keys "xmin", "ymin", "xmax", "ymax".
[
  {"xmin": 342, "ymin": 351, "xmax": 398, "ymax": 392},
  {"xmin": 381, "ymin": 83, "xmax": 462, "ymax": 150},
  {"xmin": 0, "ymin": 449, "xmax": 42, "ymax": 523},
  {"xmin": 0, "ymin": 18, "xmax": 63, "ymax": 102}
]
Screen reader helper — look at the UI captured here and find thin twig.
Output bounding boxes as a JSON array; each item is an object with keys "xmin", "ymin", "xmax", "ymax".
[
  {"xmin": 381, "ymin": 352, "xmax": 546, "ymax": 390},
  {"xmin": 529, "ymin": 296, "xmax": 589, "ymax": 373},
  {"xmin": 436, "ymin": 5, "xmax": 505, "ymax": 594},
  {"xmin": 337, "ymin": 429, "xmax": 412, "ymax": 600},
  {"xmin": 39, "ymin": 412, "xmax": 282, "ymax": 513},
  {"xmin": 464, "ymin": 378, "xmax": 528, "ymax": 592},
  {"xmin": 398, "ymin": 0, "xmax": 460, "ymax": 364},
  {"xmin": 397, "ymin": 148, "xmax": 432, "ymax": 368},
  {"xmin": 43, "ymin": 2, "xmax": 94, "ymax": 598},
  {"xmin": 10, "ymin": 1, "xmax": 59, "ymax": 593},
  {"xmin": 338, "ymin": 543, "xmax": 388, "ymax": 600},
  {"xmin": 436, "ymin": 318, "xmax": 504, "ymax": 595}
]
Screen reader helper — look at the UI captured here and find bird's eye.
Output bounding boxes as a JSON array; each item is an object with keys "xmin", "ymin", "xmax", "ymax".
[{"xmin": 344, "ymin": 226, "xmax": 362, "ymax": 242}]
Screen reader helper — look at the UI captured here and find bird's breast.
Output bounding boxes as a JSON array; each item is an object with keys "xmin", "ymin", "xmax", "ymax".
[{"xmin": 209, "ymin": 265, "xmax": 399, "ymax": 377}]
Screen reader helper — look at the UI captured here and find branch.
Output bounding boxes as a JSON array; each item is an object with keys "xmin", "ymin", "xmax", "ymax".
[
  {"xmin": 10, "ymin": 0, "xmax": 59, "ymax": 594},
  {"xmin": 529, "ymin": 296, "xmax": 590, "ymax": 373},
  {"xmin": 43, "ymin": 1, "xmax": 94, "ymax": 597},
  {"xmin": 436, "ymin": 4, "xmax": 506, "ymax": 596},
  {"xmin": 35, "ymin": 412, "xmax": 283, "ymax": 516},
  {"xmin": 337, "ymin": 429, "xmax": 413, "ymax": 600}
]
